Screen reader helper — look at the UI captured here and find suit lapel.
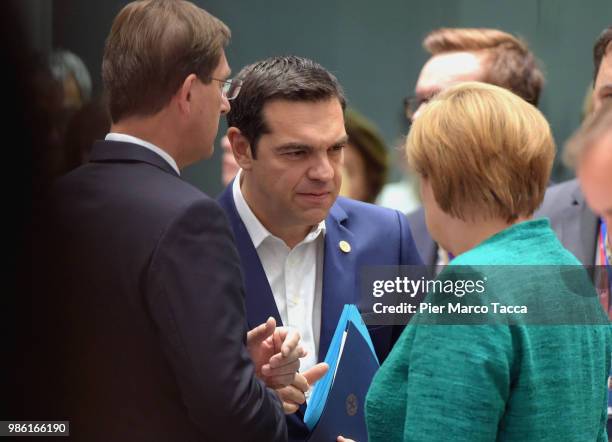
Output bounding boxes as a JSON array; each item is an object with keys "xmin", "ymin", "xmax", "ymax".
[
  {"xmin": 218, "ymin": 187, "xmax": 362, "ymax": 361},
  {"xmin": 217, "ymin": 183, "xmax": 282, "ymax": 329},
  {"xmin": 318, "ymin": 202, "xmax": 356, "ymax": 361},
  {"xmin": 573, "ymin": 185, "xmax": 599, "ymax": 265}
]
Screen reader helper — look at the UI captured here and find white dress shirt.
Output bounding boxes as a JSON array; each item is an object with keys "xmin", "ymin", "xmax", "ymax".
[
  {"xmin": 105, "ymin": 132, "xmax": 180, "ymax": 176},
  {"xmin": 233, "ymin": 170, "xmax": 324, "ymax": 372}
]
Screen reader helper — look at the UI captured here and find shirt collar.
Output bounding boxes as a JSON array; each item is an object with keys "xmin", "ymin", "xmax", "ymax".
[
  {"xmin": 105, "ymin": 132, "xmax": 180, "ymax": 176},
  {"xmin": 232, "ymin": 169, "xmax": 326, "ymax": 249}
]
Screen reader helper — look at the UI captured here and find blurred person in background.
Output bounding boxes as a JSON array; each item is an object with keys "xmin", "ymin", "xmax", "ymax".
[
  {"xmin": 340, "ymin": 109, "xmax": 388, "ymax": 204},
  {"xmin": 62, "ymin": 97, "xmax": 111, "ymax": 173},
  {"xmin": 49, "ymin": 49, "xmax": 92, "ymax": 113},
  {"xmin": 537, "ymin": 26, "xmax": 612, "ymax": 268}
]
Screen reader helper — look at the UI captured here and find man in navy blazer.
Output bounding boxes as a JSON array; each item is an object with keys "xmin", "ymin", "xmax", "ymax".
[
  {"xmin": 217, "ymin": 56, "xmax": 422, "ymax": 441},
  {"xmin": 25, "ymin": 2, "xmax": 294, "ymax": 441}
]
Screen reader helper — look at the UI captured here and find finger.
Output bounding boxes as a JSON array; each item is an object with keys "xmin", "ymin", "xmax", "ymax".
[
  {"xmin": 268, "ymin": 342, "xmax": 308, "ymax": 368},
  {"xmin": 283, "ymin": 401, "xmax": 299, "ymax": 414},
  {"xmin": 291, "ymin": 373, "xmax": 309, "ymax": 392},
  {"xmin": 279, "ymin": 328, "xmax": 301, "ymax": 357},
  {"xmin": 281, "ymin": 339, "xmax": 308, "ymax": 362},
  {"xmin": 303, "ymin": 362, "xmax": 329, "ymax": 385},
  {"xmin": 265, "ymin": 376, "xmax": 297, "ymax": 389},
  {"xmin": 247, "ymin": 316, "xmax": 276, "ymax": 344},
  {"xmin": 263, "ymin": 367, "xmax": 303, "ymax": 389},
  {"xmin": 262, "ymin": 371, "xmax": 297, "ymax": 388},
  {"xmin": 273, "ymin": 327, "xmax": 284, "ymax": 353},
  {"xmin": 277, "ymin": 385, "xmax": 306, "ymax": 405},
  {"xmin": 261, "ymin": 361, "xmax": 300, "ymax": 377},
  {"xmin": 268, "ymin": 350, "xmax": 303, "ymax": 369}
]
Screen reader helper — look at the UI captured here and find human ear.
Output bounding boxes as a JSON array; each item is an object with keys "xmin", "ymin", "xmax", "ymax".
[{"xmin": 227, "ymin": 127, "xmax": 254, "ymax": 171}]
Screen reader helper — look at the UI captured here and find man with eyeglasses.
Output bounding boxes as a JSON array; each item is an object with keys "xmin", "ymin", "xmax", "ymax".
[
  {"xmin": 404, "ymin": 28, "xmax": 544, "ymax": 267},
  {"xmin": 28, "ymin": 1, "xmax": 298, "ymax": 440}
]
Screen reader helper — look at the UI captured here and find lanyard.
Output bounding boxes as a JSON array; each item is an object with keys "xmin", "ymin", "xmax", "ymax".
[{"xmin": 600, "ymin": 221, "xmax": 610, "ymax": 268}]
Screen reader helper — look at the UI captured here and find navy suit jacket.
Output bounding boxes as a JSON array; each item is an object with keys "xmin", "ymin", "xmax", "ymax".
[
  {"xmin": 407, "ymin": 207, "xmax": 438, "ymax": 266},
  {"xmin": 26, "ymin": 141, "xmax": 286, "ymax": 441},
  {"xmin": 218, "ymin": 182, "xmax": 422, "ymax": 441}
]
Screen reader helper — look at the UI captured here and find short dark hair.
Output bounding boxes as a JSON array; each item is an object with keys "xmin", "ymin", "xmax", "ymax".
[
  {"xmin": 102, "ymin": 0, "xmax": 230, "ymax": 123},
  {"xmin": 226, "ymin": 55, "xmax": 346, "ymax": 157},
  {"xmin": 593, "ymin": 27, "xmax": 612, "ymax": 83}
]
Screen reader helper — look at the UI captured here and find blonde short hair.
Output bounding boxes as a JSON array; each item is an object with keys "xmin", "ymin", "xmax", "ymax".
[{"xmin": 407, "ymin": 82, "xmax": 555, "ymax": 222}]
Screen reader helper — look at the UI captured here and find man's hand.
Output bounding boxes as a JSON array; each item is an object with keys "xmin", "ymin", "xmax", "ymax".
[
  {"xmin": 276, "ymin": 362, "xmax": 329, "ymax": 414},
  {"xmin": 247, "ymin": 317, "xmax": 306, "ymax": 388}
]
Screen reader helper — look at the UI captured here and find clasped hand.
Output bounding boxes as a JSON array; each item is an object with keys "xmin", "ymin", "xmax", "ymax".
[{"xmin": 247, "ymin": 317, "xmax": 329, "ymax": 414}]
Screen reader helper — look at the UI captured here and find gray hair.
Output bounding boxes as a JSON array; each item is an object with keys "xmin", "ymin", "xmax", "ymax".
[{"xmin": 49, "ymin": 49, "xmax": 92, "ymax": 102}]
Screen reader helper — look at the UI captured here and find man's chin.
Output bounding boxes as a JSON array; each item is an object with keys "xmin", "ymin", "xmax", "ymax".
[{"xmin": 297, "ymin": 207, "xmax": 332, "ymax": 225}]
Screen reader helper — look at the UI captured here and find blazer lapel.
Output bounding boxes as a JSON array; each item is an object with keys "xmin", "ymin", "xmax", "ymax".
[
  {"xmin": 318, "ymin": 202, "xmax": 356, "ymax": 361},
  {"xmin": 217, "ymin": 183, "xmax": 282, "ymax": 329},
  {"xmin": 573, "ymin": 185, "xmax": 599, "ymax": 265}
]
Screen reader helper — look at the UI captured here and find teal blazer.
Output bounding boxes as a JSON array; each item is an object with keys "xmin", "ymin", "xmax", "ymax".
[{"xmin": 366, "ymin": 219, "xmax": 611, "ymax": 441}]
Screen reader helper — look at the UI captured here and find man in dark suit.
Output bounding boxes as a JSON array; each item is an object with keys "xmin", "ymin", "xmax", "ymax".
[
  {"xmin": 534, "ymin": 179, "xmax": 598, "ymax": 265},
  {"xmin": 217, "ymin": 56, "xmax": 423, "ymax": 441},
  {"xmin": 404, "ymin": 28, "xmax": 544, "ymax": 266},
  {"xmin": 26, "ymin": 1, "xmax": 295, "ymax": 440},
  {"xmin": 536, "ymin": 27, "xmax": 612, "ymax": 267}
]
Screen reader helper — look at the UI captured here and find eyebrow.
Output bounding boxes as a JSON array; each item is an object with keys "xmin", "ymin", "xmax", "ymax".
[
  {"xmin": 220, "ymin": 69, "xmax": 232, "ymax": 80},
  {"xmin": 275, "ymin": 135, "xmax": 349, "ymax": 153},
  {"xmin": 415, "ymin": 88, "xmax": 440, "ymax": 101}
]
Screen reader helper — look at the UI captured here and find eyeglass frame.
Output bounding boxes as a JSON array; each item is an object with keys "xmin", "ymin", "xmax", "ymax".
[
  {"xmin": 207, "ymin": 77, "xmax": 243, "ymax": 101},
  {"xmin": 403, "ymin": 93, "xmax": 437, "ymax": 121}
]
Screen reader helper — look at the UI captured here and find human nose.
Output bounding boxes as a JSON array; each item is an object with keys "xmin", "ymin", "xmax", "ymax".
[
  {"xmin": 220, "ymin": 94, "xmax": 230, "ymax": 115},
  {"xmin": 308, "ymin": 152, "xmax": 335, "ymax": 182}
]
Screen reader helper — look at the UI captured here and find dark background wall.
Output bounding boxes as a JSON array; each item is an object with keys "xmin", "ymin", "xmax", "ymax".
[{"xmin": 36, "ymin": 0, "xmax": 612, "ymax": 195}]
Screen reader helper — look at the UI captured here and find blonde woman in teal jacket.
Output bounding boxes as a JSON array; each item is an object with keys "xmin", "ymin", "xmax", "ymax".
[{"xmin": 363, "ymin": 83, "xmax": 611, "ymax": 442}]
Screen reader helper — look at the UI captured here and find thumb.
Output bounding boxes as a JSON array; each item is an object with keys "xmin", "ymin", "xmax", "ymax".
[
  {"xmin": 247, "ymin": 316, "xmax": 276, "ymax": 344},
  {"xmin": 303, "ymin": 362, "xmax": 329, "ymax": 386}
]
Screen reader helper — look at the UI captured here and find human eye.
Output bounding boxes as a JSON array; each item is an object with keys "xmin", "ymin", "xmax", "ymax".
[
  {"xmin": 284, "ymin": 149, "xmax": 307, "ymax": 158},
  {"xmin": 329, "ymin": 143, "xmax": 345, "ymax": 154}
]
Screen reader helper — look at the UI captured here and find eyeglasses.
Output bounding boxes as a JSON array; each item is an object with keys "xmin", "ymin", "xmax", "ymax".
[
  {"xmin": 403, "ymin": 94, "xmax": 436, "ymax": 121},
  {"xmin": 209, "ymin": 77, "xmax": 243, "ymax": 100}
]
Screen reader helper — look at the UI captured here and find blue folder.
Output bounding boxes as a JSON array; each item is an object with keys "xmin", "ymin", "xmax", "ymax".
[{"xmin": 305, "ymin": 304, "xmax": 380, "ymax": 441}]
